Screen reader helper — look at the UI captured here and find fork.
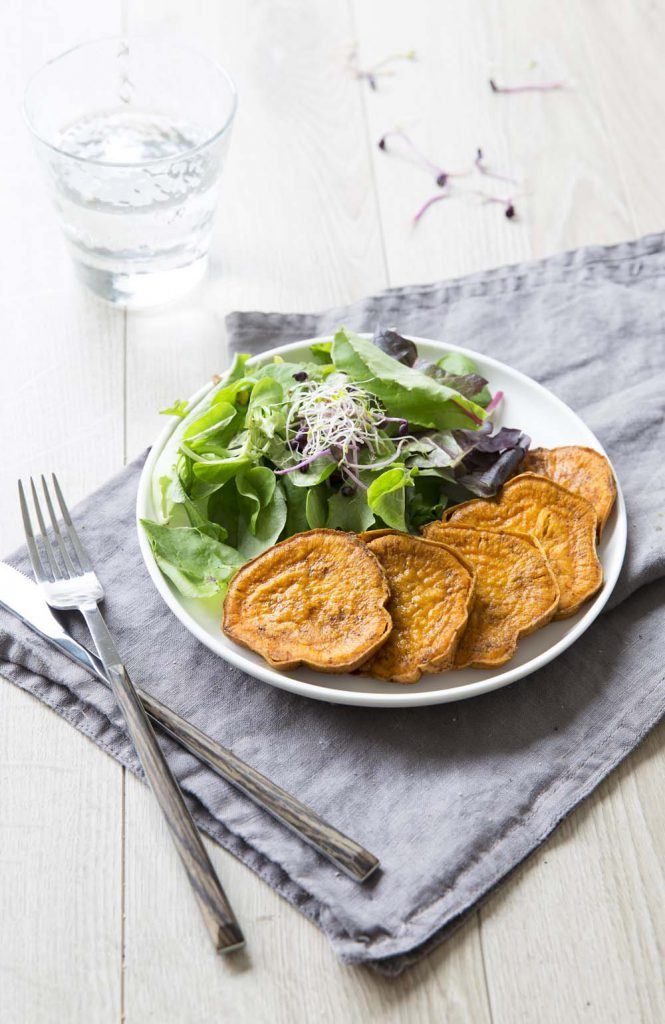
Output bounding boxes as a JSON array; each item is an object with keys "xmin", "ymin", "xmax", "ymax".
[{"xmin": 19, "ymin": 474, "xmax": 244, "ymax": 954}]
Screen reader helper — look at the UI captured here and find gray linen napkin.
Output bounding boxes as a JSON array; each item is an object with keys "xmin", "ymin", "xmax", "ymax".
[{"xmin": 2, "ymin": 233, "xmax": 665, "ymax": 974}]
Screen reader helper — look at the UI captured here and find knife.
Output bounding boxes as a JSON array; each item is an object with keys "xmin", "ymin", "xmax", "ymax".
[{"xmin": 0, "ymin": 562, "xmax": 379, "ymax": 882}]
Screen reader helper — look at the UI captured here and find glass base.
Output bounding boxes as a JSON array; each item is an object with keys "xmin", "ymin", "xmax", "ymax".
[{"xmin": 74, "ymin": 255, "xmax": 209, "ymax": 309}]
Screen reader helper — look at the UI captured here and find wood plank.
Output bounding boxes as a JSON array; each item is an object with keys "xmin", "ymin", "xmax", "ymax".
[
  {"xmin": 0, "ymin": 0, "xmax": 127, "ymax": 546},
  {"xmin": 486, "ymin": 0, "xmax": 635, "ymax": 255},
  {"xmin": 0, "ymin": 683, "xmax": 122, "ymax": 1024},
  {"xmin": 480, "ymin": 719, "xmax": 665, "ymax": 1024},
  {"xmin": 576, "ymin": 0, "xmax": 665, "ymax": 235},
  {"xmin": 0, "ymin": 3, "xmax": 125, "ymax": 1021},
  {"xmin": 0, "ymin": 290, "xmax": 125, "ymax": 551}
]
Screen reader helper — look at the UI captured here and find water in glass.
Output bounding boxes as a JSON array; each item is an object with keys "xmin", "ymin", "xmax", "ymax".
[
  {"xmin": 24, "ymin": 39, "xmax": 236, "ymax": 307},
  {"xmin": 51, "ymin": 110, "xmax": 222, "ymax": 305}
]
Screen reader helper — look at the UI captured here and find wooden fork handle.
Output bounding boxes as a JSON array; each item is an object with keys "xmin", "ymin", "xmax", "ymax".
[{"xmin": 82, "ymin": 607, "xmax": 244, "ymax": 953}]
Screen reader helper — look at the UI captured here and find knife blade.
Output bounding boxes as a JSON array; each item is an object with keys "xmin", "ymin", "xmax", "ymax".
[
  {"xmin": 0, "ymin": 560, "xmax": 108, "ymax": 680},
  {"xmin": 0, "ymin": 562, "xmax": 379, "ymax": 881}
]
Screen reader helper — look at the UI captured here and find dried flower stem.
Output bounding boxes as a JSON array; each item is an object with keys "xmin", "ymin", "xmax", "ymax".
[
  {"xmin": 379, "ymin": 129, "xmax": 473, "ymax": 187},
  {"xmin": 489, "ymin": 78, "xmax": 565, "ymax": 93},
  {"xmin": 348, "ymin": 48, "xmax": 416, "ymax": 90},
  {"xmin": 413, "ymin": 191, "xmax": 450, "ymax": 223},
  {"xmin": 474, "ymin": 148, "xmax": 518, "ymax": 185},
  {"xmin": 370, "ymin": 50, "xmax": 417, "ymax": 72},
  {"xmin": 380, "ymin": 130, "xmax": 450, "ymax": 185},
  {"xmin": 472, "ymin": 190, "xmax": 516, "ymax": 219}
]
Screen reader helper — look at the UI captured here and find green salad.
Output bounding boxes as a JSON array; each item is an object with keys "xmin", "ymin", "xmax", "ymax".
[{"xmin": 142, "ymin": 327, "xmax": 529, "ymax": 600}]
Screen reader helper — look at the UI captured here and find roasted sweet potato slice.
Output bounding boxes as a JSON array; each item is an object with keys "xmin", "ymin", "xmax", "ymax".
[
  {"xmin": 223, "ymin": 529, "xmax": 391, "ymax": 672},
  {"xmin": 358, "ymin": 529, "xmax": 398, "ymax": 543},
  {"xmin": 361, "ymin": 534, "xmax": 475, "ymax": 684},
  {"xmin": 422, "ymin": 523, "xmax": 560, "ymax": 667},
  {"xmin": 444, "ymin": 473, "xmax": 602, "ymax": 619},
  {"xmin": 522, "ymin": 446, "xmax": 616, "ymax": 536}
]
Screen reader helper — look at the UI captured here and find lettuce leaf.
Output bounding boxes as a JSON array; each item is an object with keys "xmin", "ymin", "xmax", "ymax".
[
  {"xmin": 160, "ymin": 399, "xmax": 189, "ymax": 418},
  {"xmin": 372, "ymin": 326, "xmax": 418, "ymax": 366},
  {"xmin": 401, "ymin": 421, "xmax": 529, "ymax": 501},
  {"xmin": 281, "ymin": 456, "xmax": 337, "ymax": 487},
  {"xmin": 189, "ymin": 453, "xmax": 253, "ymax": 495},
  {"xmin": 140, "ymin": 521, "xmax": 244, "ymax": 598},
  {"xmin": 309, "ymin": 341, "xmax": 333, "ymax": 364},
  {"xmin": 305, "ymin": 486, "xmax": 328, "ymax": 529},
  {"xmin": 280, "ymin": 476, "xmax": 310, "ymax": 536},
  {"xmin": 454, "ymin": 426, "xmax": 530, "ymax": 497},
  {"xmin": 183, "ymin": 402, "xmax": 238, "ymax": 445},
  {"xmin": 367, "ymin": 465, "xmax": 414, "ymax": 531},
  {"xmin": 327, "ymin": 490, "xmax": 376, "ymax": 532},
  {"xmin": 415, "ymin": 351, "xmax": 492, "ymax": 405},
  {"xmin": 332, "ymin": 327, "xmax": 487, "ymax": 430},
  {"xmin": 150, "ymin": 355, "xmax": 256, "ymax": 519},
  {"xmin": 236, "ymin": 474, "xmax": 287, "ymax": 559}
]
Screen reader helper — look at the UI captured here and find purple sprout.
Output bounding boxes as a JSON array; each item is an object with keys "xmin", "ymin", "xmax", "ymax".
[
  {"xmin": 473, "ymin": 190, "xmax": 517, "ymax": 219},
  {"xmin": 411, "ymin": 146, "xmax": 519, "ymax": 224},
  {"xmin": 474, "ymin": 147, "xmax": 518, "ymax": 186},
  {"xmin": 413, "ymin": 191, "xmax": 450, "ymax": 223},
  {"xmin": 275, "ymin": 450, "xmax": 331, "ymax": 476},
  {"xmin": 287, "ymin": 420, "xmax": 308, "ymax": 453},
  {"xmin": 377, "ymin": 415, "xmax": 410, "ymax": 434},
  {"xmin": 341, "ymin": 466, "xmax": 368, "ymax": 491},
  {"xmin": 290, "ymin": 427, "xmax": 309, "ymax": 452},
  {"xmin": 378, "ymin": 129, "xmax": 465, "ymax": 189}
]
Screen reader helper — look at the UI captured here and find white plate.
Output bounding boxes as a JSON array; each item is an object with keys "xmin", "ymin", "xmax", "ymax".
[{"xmin": 136, "ymin": 335, "xmax": 626, "ymax": 708}]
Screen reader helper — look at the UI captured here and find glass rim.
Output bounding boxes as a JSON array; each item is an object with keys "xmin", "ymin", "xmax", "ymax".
[{"xmin": 23, "ymin": 35, "xmax": 238, "ymax": 169}]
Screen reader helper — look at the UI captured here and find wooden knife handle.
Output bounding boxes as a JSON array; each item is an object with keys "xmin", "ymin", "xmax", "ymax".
[
  {"xmin": 82, "ymin": 607, "xmax": 244, "ymax": 953},
  {"xmin": 140, "ymin": 690, "xmax": 380, "ymax": 883}
]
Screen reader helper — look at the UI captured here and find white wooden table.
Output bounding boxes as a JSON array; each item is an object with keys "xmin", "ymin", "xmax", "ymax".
[{"xmin": 2, "ymin": 2, "xmax": 664, "ymax": 1021}]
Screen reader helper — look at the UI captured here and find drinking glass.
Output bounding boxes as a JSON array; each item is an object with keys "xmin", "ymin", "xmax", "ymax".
[{"xmin": 24, "ymin": 38, "xmax": 237, "ymax": 308}]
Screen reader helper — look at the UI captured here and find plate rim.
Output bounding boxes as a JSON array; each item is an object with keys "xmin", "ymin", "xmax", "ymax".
[{"xmin": 136, "ymin": 334, "xmax": 627, "ymax": 708}]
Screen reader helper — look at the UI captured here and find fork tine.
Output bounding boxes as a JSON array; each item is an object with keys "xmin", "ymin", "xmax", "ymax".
[
  {"xmin": 41, "ymin": 475, "xmax": 78, "ymax": 577},
  {"xmin": 29, "ymin": 478, "xmax": 63, "ymax": 580},
  {"xmin": 51, "ymin": 473, "xmax": 93, "ymax": 572},
  {"xmin": 18, "ymin": 480, "xmax": 51, "ymax": 583}
]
